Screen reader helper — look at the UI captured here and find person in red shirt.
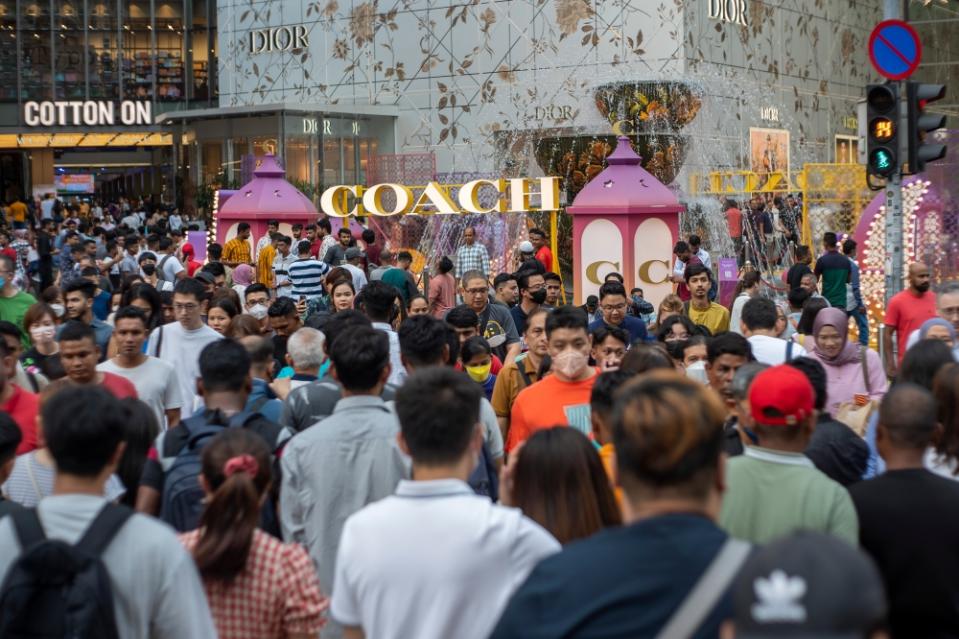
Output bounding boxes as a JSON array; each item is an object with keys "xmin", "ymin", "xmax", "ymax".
[
  {"xmin": 58, "ymin": 321, "xmax": 138, "ymax": 399},
  {"xmin": 884, "ymin": 262, "xmax": 938, "ymax": 377},
  {"xmin": 529, "ymin": 228, "xmax": 553, "ymax": 273},
  {"xmin": 507, "ymin": 305, "xmax": 597, "ymax": 451},
  {"xmin": 0, "ymin": 335, "xmax": 38, "ymax": 454},
  {"xmin": 725, "ymin": 199, "xmax": 743, "ymax": 255},
  {"xmin": 180, "ymin": 243, "xmax": 203, "ymax": 277}
]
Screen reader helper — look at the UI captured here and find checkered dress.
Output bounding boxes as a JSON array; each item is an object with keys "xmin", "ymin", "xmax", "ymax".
[
  {"xmin": 456, "ymin": 242, "xmax": 490, "ymax": 278},
  {"xmin": 180, "ymin": 529, "xmax": 328, "ymax": 639}
]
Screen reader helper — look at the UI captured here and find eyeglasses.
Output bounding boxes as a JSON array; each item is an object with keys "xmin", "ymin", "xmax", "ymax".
[
  {"xmin": 601, "ymin": 303, "xmax": 627, "ymax": 312},
  {"xmin": 173, "ymin": 303, "xmax": 199, "ymax": 312},
  {"xmin": 465, "ymin": 288, "xmax": 488, "ymax": 296}
]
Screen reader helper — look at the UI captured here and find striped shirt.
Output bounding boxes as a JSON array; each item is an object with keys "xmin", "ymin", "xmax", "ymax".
[{"xmin": 289, "ymin": 257, "xmax": 330, "ymax": 299}]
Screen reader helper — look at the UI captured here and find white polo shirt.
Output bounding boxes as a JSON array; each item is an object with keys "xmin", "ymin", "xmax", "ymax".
[{"xmin": 331, "ymin": 478, "xmax": 559, "ymax": 639}]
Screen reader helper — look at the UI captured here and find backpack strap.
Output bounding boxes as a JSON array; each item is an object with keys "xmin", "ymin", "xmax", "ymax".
[
  {"xmin": 157, "ymin": 254, "xmax": 172, "ymax": 281},
  {"xmin": 155, "ymin": 324, "xmax": 164, "ymax": 358},
  {"xmin": 655, "ymin": 538, "xmax": 752, "ymax": 639},
  {"xmin": 9, "ymin": 509, "xmax": 46, "ymax": 550},
  {"xmin": 75, "ymin": 504, "xmax": 133, "ymax": 556},
  {"xmin": 248, "ymin": 395, "xmax": 271, "ymax": 414},
  {"xmin": 516, "ymin": 361, "xmax": 533, "ymax": 389}
]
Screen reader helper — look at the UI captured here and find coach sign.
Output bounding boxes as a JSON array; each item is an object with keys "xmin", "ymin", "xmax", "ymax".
[{"xmin": 23, "ymin": 101, "xmax": 152, "ymax": 127}]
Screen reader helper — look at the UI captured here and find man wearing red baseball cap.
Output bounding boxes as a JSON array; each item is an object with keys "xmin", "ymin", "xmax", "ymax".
[{"xmin": 718, "ymin": 365, "xmax": 858, "ymax": 545}]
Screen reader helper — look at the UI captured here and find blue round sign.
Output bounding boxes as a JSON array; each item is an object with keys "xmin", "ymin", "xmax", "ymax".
[{"xmin": 868, "ymin": 19, "xmax": 922, "ymax": 81}]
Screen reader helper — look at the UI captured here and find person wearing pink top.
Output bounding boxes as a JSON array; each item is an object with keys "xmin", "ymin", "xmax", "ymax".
[
  {"xmin": 807, "ymin": 307, "xmax": 887, "ymax": 416},
  {"xmin": 429, "ymin": 256, "xmax": 457, "ymax": 319}
]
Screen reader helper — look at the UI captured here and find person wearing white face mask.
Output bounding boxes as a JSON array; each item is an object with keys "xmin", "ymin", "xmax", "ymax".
[
  {"xmin": 243, "ymin": 283, "xmax": 272, "ymax": 334},
  {"xmin": 506, "ymin": 305, "xmax": 598, "ymax": 452},
  {"xmin": 21, "ymin": 303, "xmax": 65, "ymax": 380}
]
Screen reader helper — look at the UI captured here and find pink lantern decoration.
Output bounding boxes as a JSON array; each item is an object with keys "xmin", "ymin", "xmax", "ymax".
[
  {"xmin": 567, "ymin": 136, "xmax": 684, "ymax": 309},
  {"xmin": 215, "ymin": 154, "xmax": 319, "ymax": 249}
]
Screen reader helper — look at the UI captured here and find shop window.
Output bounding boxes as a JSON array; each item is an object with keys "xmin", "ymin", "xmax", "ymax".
[
  {"xmin": 19, "ymin": 0, "xmax": 53, "ymax": 101},
  {"xmin": 89, "ymin": 1, "xmax": 120, "ymax": 100},
  {"xmin": 0, "ymin": 1, "xmax": 16, "ymax": 102},
  {"xmin": 54, "ymin": 1, "xmax": 84, "ymax": 100},
  {"xmin": 154, "ymin": 1, "xmax": 185, "ymax": 102},
  {"xmin": 122, "ymin": 1, "xmax": 155, "ymax": 100}
]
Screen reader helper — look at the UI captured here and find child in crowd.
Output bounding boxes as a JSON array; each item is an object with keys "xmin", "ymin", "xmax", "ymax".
[{"xmin": 461, "ymin": 335, "xmax": 497, "ymax": 400}]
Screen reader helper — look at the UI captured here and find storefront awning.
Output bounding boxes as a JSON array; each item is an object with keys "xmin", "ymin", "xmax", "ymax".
[{"xmin": 0, "ymin": 132, "xmax": 172, "ymax": 148}]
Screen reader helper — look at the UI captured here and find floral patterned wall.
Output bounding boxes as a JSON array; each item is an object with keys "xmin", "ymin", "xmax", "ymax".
[
  {"xmin": 217, "ymin": 0, "xmax": 880, "ymax": 179},
  {"xmin": 682, "ymin": 0, "xmax": 880, "ymax": 177}
]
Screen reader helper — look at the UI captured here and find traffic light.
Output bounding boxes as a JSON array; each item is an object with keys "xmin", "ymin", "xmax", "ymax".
[
  {"xmin": 866, "ymin": 83, "xmax": 899, "ymax": 178},
  {"xmin": 906, "ymin": 82, "xmax": 947, "ymax": 173}
]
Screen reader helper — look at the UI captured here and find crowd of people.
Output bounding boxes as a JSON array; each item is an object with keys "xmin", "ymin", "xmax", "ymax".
[{"xmin": 0, "ymin": 193, "xmax": 954, "ymax": 638}]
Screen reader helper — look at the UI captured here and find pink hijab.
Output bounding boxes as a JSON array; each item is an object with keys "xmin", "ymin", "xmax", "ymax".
[
  {"xmin": 812, "ymin": 307, "xmax": 861, "ymax": 366},
  {"xmin": 233, "ymin": 263, "xmax": 254, "ymax": 286}
]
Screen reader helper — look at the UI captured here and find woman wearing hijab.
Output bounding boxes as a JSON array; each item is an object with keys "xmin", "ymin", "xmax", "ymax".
[
  {"xmin": 807, "ymin": 307, "xmax": 888, "ymax": 415},
  {"xmin": 917, "ymin": 317, "xmax": 957, "ymax": 349},
  {"xmin": 232, "ymin": 263, "xmax": 254, "ymax": 301}
]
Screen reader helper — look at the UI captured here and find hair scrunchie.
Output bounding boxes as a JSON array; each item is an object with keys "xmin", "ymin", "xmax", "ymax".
[{"xmin": 223, "ymin": 454, "xmax": 259, "ymax": 479}]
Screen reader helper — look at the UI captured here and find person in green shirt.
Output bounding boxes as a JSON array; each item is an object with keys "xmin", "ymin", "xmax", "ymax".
[
  {"xmin": 813, "ymin": 231, "xmax": 851, "ymax": 310},
  {"xmin": 0, "ymin": 254, "xmax": 35, "ymax": 349},
  {"xmin": 684, "ymin": 263, "xmax": 730, "ymax": 335},
  {"xmin": 719, "ymin": 364, "xmax": 858, "ymax": 545}
]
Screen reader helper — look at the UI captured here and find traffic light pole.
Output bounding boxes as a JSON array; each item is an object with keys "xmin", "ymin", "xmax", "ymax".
[{"xmin": 883, "ymin": 0, "xmax": 905, "ymax": 303}]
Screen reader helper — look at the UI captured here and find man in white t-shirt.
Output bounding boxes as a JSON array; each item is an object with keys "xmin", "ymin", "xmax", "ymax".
[
  {"xmin": 256, "ymin": 219, "xmax": 279, "ymax": 261},
  {"xmin": 331, "ymin": 367, "xmax": 558, "ymax": 639},
  {"xmin": 98, "ymin": 306, "xmax": 182, "ymax": 428},
  {"xmin": 741, "ymin": 296, "xmax": 806, "ymax": 365},
  {"xmin": 0, "ymin": 385, "xmax": 216, "ymax": 638},
  {"xmin": 146, "ymin": 278, "xmax": 222, "ymax": 418},
  {"xmin": 156, "ymin": 237, "xmax": 186, "ymax": 284}
]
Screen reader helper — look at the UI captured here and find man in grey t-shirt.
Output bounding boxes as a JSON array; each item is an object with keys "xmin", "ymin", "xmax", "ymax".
[
  {"xmin": 0, "ymin": 385, "xmax": 215, "ymax": 639},
  {"xmin": 460, "ymin": 270, "xmax": 521, "ymax": 363}
]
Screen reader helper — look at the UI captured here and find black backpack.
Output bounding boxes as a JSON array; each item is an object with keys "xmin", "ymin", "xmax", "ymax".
[
  {"xmin": 0, "ymin": 504, "xmax": 132, "ymax": 639},
  {"xmin": 467, "ymin": 442, "xmax": 500, "ymax": 502},
  {"xmin": 159, "ymin": 410, "xmax": 262, "ymax": 532}
]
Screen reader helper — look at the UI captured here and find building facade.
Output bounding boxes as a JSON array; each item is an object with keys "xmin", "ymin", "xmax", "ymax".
[
  {"xmin": 0, "ymin": 0, "xmax": 217, "ymax": 202},
  {"xmin": 214, "ymin": 0, "xmax": 882, "ymax": 193}
]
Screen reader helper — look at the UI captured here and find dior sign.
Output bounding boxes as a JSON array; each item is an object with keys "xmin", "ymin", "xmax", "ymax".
[
  {"xmin": 707, "ymin": 0, "xmax": 748, "ymax": 26},
  {"xmin": 248, "ymin": 25, "xmax": 308, "ymax": 54}
]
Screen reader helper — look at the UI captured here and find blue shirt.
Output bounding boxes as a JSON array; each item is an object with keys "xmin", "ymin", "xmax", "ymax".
[
  {"xmin": 246, "ymin": 378, "xmax": 283, "ymax": 423},
  {"xmin": 588, "ymin": 314, "xmax": 648, "ymax": 344},
  {"xmin": 491, "ymin": 514, "xmax": 733, "ymax": 639}
]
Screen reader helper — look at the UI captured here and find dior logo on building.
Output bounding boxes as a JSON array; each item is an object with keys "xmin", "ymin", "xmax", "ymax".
[
  {"xmin": 707, "ymin": 0, "xmax": 748, "ymax": 26},
  {"xmin": 248, "ymin": 25, "xmax": 309, "ymax": 54}
]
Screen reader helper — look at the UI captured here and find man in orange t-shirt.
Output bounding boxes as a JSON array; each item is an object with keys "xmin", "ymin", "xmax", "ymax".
[{"xmin": 507, "ymin": 305, "xmax": 596, "ymax": 451}]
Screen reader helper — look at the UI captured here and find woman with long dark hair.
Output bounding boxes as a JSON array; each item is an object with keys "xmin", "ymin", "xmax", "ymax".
[
  {"xmin": 502, "ymin": 426, "xmax": 621, "ymax": 544},
  {"xmin": 180, "ymin": 428, "xmax": 327, "ymax": 639}
]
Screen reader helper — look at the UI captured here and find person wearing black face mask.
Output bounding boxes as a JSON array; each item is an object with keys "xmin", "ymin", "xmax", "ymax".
[
  {"xmin": 137, "ymin": 252, "xmax": 173, "ymax": 292},
  {"xmin": 510, "ymin": 271, "xmax": 546, "ymax": 335}
]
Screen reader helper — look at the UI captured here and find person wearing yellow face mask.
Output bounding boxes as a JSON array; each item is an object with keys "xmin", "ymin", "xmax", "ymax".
[{"xmin": 461, "ymin": 335, "xmax": 496, "ymax": 400}]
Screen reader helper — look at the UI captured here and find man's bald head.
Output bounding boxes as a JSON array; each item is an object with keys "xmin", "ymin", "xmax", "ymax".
[{"xmin": 879, "ymin": 383, "xmax": 939, "ymax": 450}]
